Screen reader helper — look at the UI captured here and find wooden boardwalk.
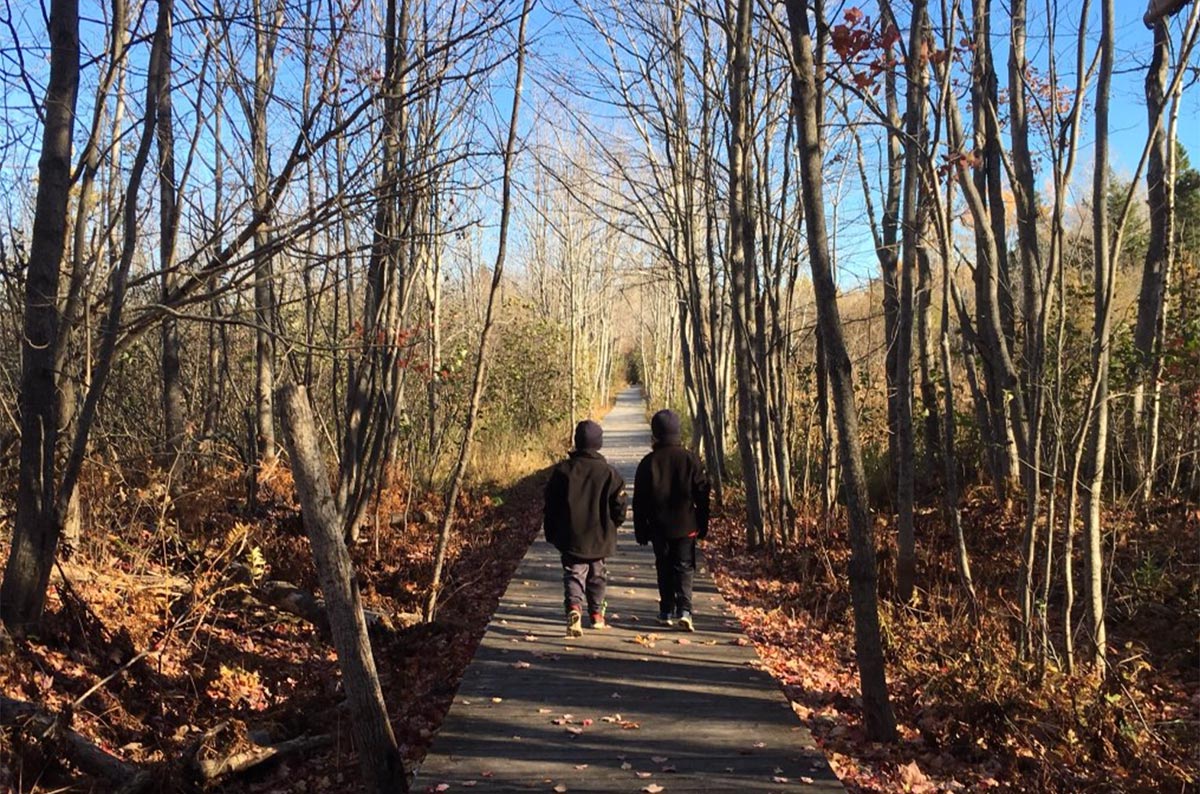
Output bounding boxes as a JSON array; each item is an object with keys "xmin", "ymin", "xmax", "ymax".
[{"xmin": 416, "ymin": 387, "xmax": 843, "ymax": 793}]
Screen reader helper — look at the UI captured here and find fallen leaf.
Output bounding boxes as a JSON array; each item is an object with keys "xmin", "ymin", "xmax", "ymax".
[
  {"xmin": 773, "ymin": 776, "xmax": 789, "ymax": 783},
  {"xmin": 491, "ymin": 697, "xmax": 503, "ymax": 703},
  {"xmin": 636, "ymin": 771, "xmax": 652, "ymax": 778},
  {"xmin": 574, "ymin": 764, "xmax": 588, "ymax": 770},
  {"xmin": 512, "ymin": 661, "xmax": 531, "ymax": 669},
  {"xmin": 566, "ymin": 726, "xmax": 583, "ymax": 735},
  {"xmin": 553, "ymin": 785, "xmax": 567, "ymax": 793},
  {"xmin": 800, "ymin": 778, "xmax": 814, "ymax": 785},
  {"xmin": 899, "ymin": 760, "xmax": 934, "ymax": 793},
  {"xmin": 435, "ymin": 785, "xmax": 450, "ymax": 792},
  {"xmin": 621, "ymin": 762, "xmax": 632, "ymax": 770},
  {"xmin": 643, "ymin": 785, "xmax": 664, "ymax": 793},
  {"xmin": 651, "ymin": 756, "xmax": 669, "ymax": 763}
]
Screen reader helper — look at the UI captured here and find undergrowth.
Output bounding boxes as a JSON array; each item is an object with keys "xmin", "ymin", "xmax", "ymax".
[{"xmin": 705, "ymin": 491, "xmax": 1199, "ymax": 793}]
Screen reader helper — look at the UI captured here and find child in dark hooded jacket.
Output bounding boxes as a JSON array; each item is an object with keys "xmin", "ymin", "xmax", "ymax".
[
  {"xmin": 543, "ymin": 420, "xmax": 628, "ymax": 637},
  {"xmin": 633, "ymin": 409, "xmax": 710, "ymax": 632}
]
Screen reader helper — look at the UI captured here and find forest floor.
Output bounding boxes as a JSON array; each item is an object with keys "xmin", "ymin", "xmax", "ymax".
[
  {"xmin": 3, "ymin": 463, "xmax": 1197, "ymax": 793},
  {"xmin": 705, "ymin": 491, "xmax": 1200, "ymax": 793},
  {"xmin": 0, "ymin": 463, "xmax": 545, "ymax": 793}
]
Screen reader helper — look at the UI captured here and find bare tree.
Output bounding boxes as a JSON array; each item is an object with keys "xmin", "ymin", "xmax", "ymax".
[
  {"xmin": 783, "ymin": 0, "xmax": 897, "ymax": 742},
  {"xmin": 426, "ymin": 0, "xmax": 533, "ymax": 619}
]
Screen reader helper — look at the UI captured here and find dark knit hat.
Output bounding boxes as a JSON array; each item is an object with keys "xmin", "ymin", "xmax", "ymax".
[
  {"xmin": 574, "ymin": 420, "xmax": 603, "ymax": 451},
  {"xmin": 650, "ymin": 409, "xmax": 682, "ymax": 444}
]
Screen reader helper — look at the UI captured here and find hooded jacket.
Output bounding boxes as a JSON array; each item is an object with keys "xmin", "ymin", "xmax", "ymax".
[
  {"xmin": 633, "ymin": 439, "xmax": 711, "ymax": 544},
  {"xmin": 543, "ymin": 450, "xmax": 628, "ymax": 559}
]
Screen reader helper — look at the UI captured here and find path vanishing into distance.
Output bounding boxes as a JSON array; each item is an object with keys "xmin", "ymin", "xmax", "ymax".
[{"xmin": 416, "ymin": 386, "xmax": 842, "ymax": 793}]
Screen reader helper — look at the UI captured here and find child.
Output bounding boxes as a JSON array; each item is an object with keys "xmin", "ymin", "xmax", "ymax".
[
  {"xmin": 633, "ymin": 409, "xmax": 710, "ymax": 632},
  {"xmin": 544, "ymin": 420, "xmax": 628, "ymax": 637}
]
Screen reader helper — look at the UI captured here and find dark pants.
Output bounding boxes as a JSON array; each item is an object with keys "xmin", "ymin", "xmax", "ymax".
[
  {"xmin": 562, "ymin": 554, "xmax": 607, "ymax": 614},
  {"xmin": 652, "ymin": 536, "xmax": 696, "ymax": 615}
]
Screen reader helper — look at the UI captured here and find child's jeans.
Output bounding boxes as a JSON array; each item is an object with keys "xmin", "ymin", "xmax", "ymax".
[
  {"xmin": 561, "ymin": 554, "xmax": 607, "ymax": 614},
  {"xmin": 652, "ymin": 536, "xmax": 696, "ymax": 615}
]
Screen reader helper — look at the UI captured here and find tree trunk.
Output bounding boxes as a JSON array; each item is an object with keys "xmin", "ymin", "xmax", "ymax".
[
  {"xmin": 727, "ymin": 0, "xmax": 765, "ymax": 547},
  {"xmin": 0, "ymin": 0, "xmax": 80, "ymax": 634},
  {"xmin": 1009, "ymin": 0, "xmax": 1047, "ymax": 656},
  {"xmin": 277, "ymin": 386, "xmax": 406, "ymax": 794},
  {"xmin": 784, "ymin": 0, "xmax": 897, "ymax": 742},
  {"xmin": 1083, "ymin": 0, "xmax": 1116, "ymax": 671},
  {"xmin": 1133, "ymin": 20, "xmax": 1172, "ymax": 496},
  {"xmin": 893, "ymin": 0, "xmax": 927, "ymax": 602},
  {"xmin": 252, "ymin": 0, "xmax": 283, "ymax": 469},
  {"xmin": 157, "ymin": 0, "xmax": 186, "ymax": 487}
]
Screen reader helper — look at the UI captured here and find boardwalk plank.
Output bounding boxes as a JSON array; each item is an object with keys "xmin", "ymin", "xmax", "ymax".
[{"xmin": 416, "ymin": 388, "xmax": 843, "ymax": 794}]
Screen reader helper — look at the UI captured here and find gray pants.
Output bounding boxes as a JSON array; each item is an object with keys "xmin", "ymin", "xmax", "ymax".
[{"xmin": 562, "ymin": 554, "xmax": 607, "ymax": 614}]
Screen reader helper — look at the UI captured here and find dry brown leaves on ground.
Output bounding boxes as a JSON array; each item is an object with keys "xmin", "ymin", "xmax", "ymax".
[
  {"xmin": 704, "ymin": 494, "xmax": 1199, "ymax": 794},
  {"xmin": 0, "ymin": 462, "xmax": 545, "ymax": 793}
]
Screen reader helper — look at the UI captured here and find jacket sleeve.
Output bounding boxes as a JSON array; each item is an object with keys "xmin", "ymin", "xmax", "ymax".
[
  {"xmin": 692, "ymin": 456, "xmax": 711, "ymax": 539},
  {"xmin": 609, "ymin": 470, "xmax": 628, "ymax": 527},
  {"xmin": 632, "ymin": 458, "xmax": 650, "ymax": 544},
  {"xmin": 543, "ymin": 467, "xmax": 565, "ymax": 546}
]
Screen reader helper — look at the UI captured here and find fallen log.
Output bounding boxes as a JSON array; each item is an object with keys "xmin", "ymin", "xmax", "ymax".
[
  {"xmin": 192, "ymin": 732, "xmax": 333, "ymax": 782},
  {"xmin": 0, "ymin": 696, "xmax": 153, "ymax": 793},
  {"xmin": 55, "ymin": 562, "xmax": 188, "ymax": 595},
  {"xmin": 258, "ymin": 580, "xmax": 395, "ymax": 636},
  {"xmin": 261, "ymin": 580, "xmax": 331, "ymax": 634}
]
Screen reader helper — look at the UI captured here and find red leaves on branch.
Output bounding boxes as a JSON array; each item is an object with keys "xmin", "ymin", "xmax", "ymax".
[{"xmin": 830, "ymin": 8, "xmax": 903, "ymax": 94}]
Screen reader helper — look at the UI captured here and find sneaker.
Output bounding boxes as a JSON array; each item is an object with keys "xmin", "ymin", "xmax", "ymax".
[
  {"xmin": 566, "ymin": 609, "xmax": 583, "ymax": 638},
  {"xmin": 656, "ymin": 611, "xmax": 675, "ymax": 626},
  {"xmin": 677, "ymin": 610, "xmax": 694, "ymax": 632},
  {"xmin": 590, "ymin": 613, "xmax": 609, "ymax": 630}
]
